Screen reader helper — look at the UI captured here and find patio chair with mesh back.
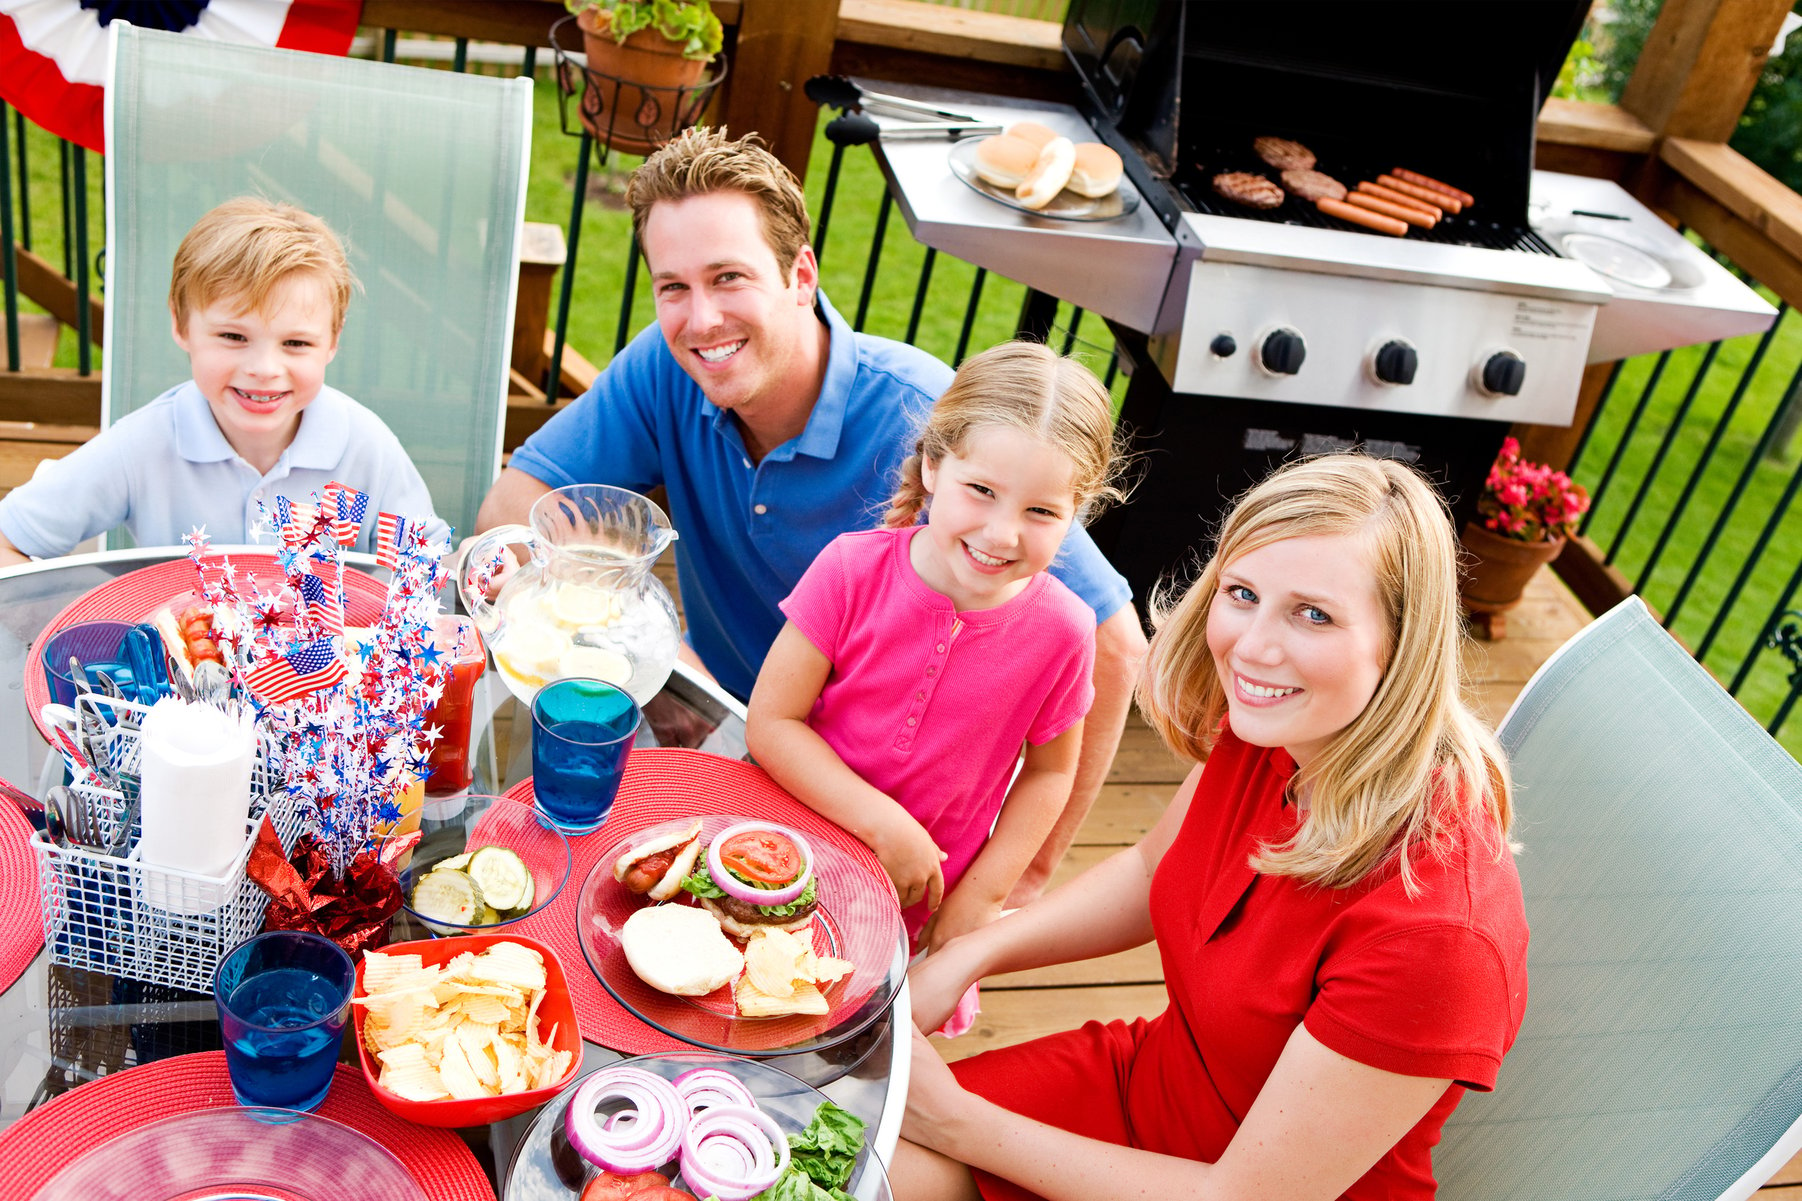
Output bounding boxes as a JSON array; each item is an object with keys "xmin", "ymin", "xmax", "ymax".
[
  {"xmin": 103, "ymin": 21, "xmax": 532, "ymax": 545},
  {"xmin": 1436, "ymin": 597, "xmax": 1802, "ymax": 1200}
]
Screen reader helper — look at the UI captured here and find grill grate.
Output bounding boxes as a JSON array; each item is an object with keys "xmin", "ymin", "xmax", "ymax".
[{"xmin": 1175, "ymin": 147, "xmax": 1558, "ymax": 256}]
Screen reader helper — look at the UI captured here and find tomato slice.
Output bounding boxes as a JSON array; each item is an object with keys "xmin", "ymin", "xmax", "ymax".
[
  {"xmin": 580, "ymin": 1170, "xmax": 673, "ymax": 1201},
  {"xmin": 719, "ymin": 829, "xmax": 801, "ymax": 885}
]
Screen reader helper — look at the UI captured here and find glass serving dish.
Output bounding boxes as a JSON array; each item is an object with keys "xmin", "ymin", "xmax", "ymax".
[{"xmin": 392, "ymin": 794, "xmax": 573, "ymax": 940}]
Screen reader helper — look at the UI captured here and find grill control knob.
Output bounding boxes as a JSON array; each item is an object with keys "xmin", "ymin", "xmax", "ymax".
[
  {"xmin": 1477, "ymin": 349, "xmax": 1527, "ymax": 397},
  {"xmin": 1370, "ymin": 340, "xmax": 1419, "ymax": 386},
  {"xmin": 1210, "ymin": 334, "xmax": 1238, "ymax": 358},
  {"xmin": 1258, "ymin": 328, "xmax": 1306, "ymax": 376}
]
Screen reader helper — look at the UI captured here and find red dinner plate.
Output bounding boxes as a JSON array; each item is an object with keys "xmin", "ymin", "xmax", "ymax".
[
  {"xmin": 577, "ymin": 812, "xmax": 907, "ymax": 1056},
  {"xmin": 24, "ymin": 554, "xmax": 387, "ymax": 739}
]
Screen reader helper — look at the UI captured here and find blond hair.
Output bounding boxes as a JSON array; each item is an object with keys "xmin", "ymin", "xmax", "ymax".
[
  {"xmin": 626, "ymin": 126, "xmax": 811, "ymax": 278},
  {"xmin": 882, "ymin": 341, "xmax": 1125, "ymax": 530},
  {"xmin": 1138, "ymin": 454, "xmax": 1513, "ymax": 892},
  {"xmin": 168, "ymin": 197, "xmax": 355, "ymax": 335}
]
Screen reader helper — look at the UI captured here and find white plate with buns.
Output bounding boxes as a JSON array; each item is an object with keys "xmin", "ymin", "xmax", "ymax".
[{"xmin": 948, "ymin": 131, "xmax": 1138, "ymax": 222}]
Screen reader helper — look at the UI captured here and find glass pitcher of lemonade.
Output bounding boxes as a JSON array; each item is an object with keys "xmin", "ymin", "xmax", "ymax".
[{"xmin": 458, "ymin": 485, "xmax": 680, "ymax": 707}]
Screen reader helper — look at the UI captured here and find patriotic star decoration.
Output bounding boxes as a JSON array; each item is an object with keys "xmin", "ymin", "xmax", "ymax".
[{"xmin": 181, "ymin": 485, "xmax": 455, "ymax": 879}]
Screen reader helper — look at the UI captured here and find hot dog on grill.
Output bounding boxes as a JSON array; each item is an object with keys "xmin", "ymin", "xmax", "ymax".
[
  {"xmin": 1316, "ymin": 197, "xmax": 1407, "ymax": 237},
  {"xmin": 1347, "ymin": 191, "xmax": 1436, "ymax": 229},
  {"xmin": 1376, "ymin": 174, "xmax": 1462, "ymax": 214},
  {"xmin": 1391, "ymin": 168, "xmax": 1475, "ymax": 208},
  {"xmin": 1355, "ymin": 181, "xmax": 1441, "ymax": 220}
]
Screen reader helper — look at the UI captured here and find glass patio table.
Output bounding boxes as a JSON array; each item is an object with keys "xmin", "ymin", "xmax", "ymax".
[{"xmin": 0, "ymin": 547, "xmax": 909, "ymax": 1196}]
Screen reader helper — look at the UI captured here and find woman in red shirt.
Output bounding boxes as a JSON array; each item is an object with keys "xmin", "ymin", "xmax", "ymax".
[{"xmin": 897, "ymin": 454, "xmax": 1529, "ymax": 1201}]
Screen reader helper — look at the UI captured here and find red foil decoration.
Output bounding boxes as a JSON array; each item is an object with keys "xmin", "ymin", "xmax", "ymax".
[{"xmin": 248, "ymin": 817, "xmax": 410, "ymax": 957}]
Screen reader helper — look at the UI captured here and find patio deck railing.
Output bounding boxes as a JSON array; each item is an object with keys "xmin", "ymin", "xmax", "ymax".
[{"xmin": 2, "ymin": 0, "xmax": 1800, "ymax": 752}]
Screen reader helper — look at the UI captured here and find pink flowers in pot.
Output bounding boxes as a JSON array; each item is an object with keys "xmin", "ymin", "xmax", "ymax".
[{"xmin": 1476, "ymin": 438, "xmax": 1591, "ymax": 543}]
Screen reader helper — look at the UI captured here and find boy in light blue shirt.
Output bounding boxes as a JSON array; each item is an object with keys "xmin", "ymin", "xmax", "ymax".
[{"xmin": 0, "ymin": 198, "xmax": 445, "ymax": 564}]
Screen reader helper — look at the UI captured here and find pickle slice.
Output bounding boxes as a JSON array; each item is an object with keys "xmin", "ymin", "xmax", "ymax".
[
  {"xmin": 467, "ymin": 846, "xmax": 532, "ymax": 913},
  {"xmin": 411, "ymin": 867, "xmax": 482, "ymax": 926}
]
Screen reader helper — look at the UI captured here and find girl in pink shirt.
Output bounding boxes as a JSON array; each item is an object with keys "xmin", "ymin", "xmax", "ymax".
[{"xmin": 748, "ymin": 342, "xmax": 1125, "ymax": 957}]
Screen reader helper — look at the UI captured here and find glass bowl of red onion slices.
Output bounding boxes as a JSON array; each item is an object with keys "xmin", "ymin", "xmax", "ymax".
[{"xmin": 503, "ymin": 1052, "xmax": 892, "ymax": 1201}]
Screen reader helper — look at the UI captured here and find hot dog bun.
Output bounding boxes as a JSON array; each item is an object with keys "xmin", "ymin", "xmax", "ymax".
[
  {"xmin": 1006, "ymin": 121, "xmax": 1058, "ymax": 150},
  {"xmin": 1317, "ymin": 197, "xmax": 1408, "ymax": 237},
  {"xmin": 972, "ymin": 134, "xmax": 1041, "ymax": 190},
  {"xmin": 1067, "ymin": 142, "xmax": 1122, "ymax": 198},
  {"xmin": 613, "ymin": 818, "xmax": 704, "ymax": 901},
  {"xmin": 1016, "ymin": 136, "xmax": 1076, "ymax": 210}
]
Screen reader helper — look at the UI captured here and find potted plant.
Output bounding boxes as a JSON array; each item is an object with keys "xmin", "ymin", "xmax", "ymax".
[
  {"xmin": 564, "ymin": 0, "xmax": 724, "ymax": 155},
  {"xmin": 1459, "ymin": 437, "xmax": 1591, "ymax": 638}
]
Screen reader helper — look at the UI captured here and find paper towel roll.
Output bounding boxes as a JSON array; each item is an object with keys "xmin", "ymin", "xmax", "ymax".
[{"xmin": 138, "ymin": 698, "xmax": 257, "ymax": 902}]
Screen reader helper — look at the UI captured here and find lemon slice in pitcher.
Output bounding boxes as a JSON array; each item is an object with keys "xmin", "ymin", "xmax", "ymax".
[
  {"xmin": 559, "ymin": 645, "xmax": 632, "ymax": 687},
  {"xmin": 551, "ymin": 583, "xmax": 619, "ymax": 627}
]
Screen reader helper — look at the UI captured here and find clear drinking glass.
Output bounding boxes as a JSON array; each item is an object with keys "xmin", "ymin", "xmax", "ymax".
[
  {"xmin": 530, "ymin": 677, "xmax": 641, "ymax": 834},
  {"xmin": 213, "ymin": 931, "xmax": 355, "ymax": 1111}
]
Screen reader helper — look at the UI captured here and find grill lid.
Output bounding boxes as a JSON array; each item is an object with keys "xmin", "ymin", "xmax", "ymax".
[{"xmin": 1065, "ymin": 0, "xmax": 1591, "ymax": 230}]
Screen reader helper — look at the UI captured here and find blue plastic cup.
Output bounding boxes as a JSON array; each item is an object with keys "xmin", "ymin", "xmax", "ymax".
[
  {"xmin": 531, "ymin": 678, "xmax": 641, "ymax": 834},
  {"xmin": 213, "ymin": 931, "xmax": 355, "ymax": 1111},
  {"xmin": 40, "ymin": 621, "xmax": 136, "ymax": 708}
]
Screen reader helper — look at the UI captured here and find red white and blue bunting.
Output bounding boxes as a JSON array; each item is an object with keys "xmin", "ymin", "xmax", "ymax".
[{"xmin": 0, "ymin": 0, "xmax": 362, "ymax": 152}]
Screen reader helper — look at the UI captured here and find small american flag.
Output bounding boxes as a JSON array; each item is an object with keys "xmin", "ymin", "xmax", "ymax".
[
  {"xmin": 298, "ymin": 571, "xmax": 344, "ymax": 637},
  {"xmin": 375, "ymin": 512, "xmax": 408, "ymax": 571},
  {"xmin": 322, "ymin": 482, "xmax": 368, "ymax": 547},
  {"xmin": 244, "ymin": 638, "xmax": 347, "ymax": 706},
  {"xmin": 273, "ymin": 496, "xmax": 317, "ymax": 548}
]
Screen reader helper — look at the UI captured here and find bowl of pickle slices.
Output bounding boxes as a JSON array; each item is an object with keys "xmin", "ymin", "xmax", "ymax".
[{"xmin": 394, "ymin": 794, "xmax": 572, "ymax": 938}]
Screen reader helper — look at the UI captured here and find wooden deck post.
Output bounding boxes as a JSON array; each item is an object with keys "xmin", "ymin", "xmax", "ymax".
[
  {"xmin": 721, "ymin": 0, "xmax": 840, "ymax": 183},
  {"xmin": 1618, "ymin": 0, "xmax": 1795, "ymax": 143}
]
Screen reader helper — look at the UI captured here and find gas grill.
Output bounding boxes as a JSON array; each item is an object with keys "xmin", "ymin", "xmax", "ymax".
[{"xmin": 866, "ymin": 0, "xmax": 1776, "ymax": 605}]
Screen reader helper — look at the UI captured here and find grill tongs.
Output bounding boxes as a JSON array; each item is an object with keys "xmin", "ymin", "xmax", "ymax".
[{"xmin": 806, "ymin": 75, "xmax": 1000, "ymax": 142}]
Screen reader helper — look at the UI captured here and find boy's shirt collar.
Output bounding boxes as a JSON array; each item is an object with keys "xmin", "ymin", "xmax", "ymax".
[{"xmin": 172, "ymin": 380, "xmax": 350, "ymax": 471}]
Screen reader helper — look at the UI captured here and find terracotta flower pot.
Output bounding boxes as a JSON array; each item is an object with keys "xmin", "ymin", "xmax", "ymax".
[
  {"xmin": 1459, "ymin": 522, "xmax": 1566, "ymax": 640},
  {"xmin": 577, "ymin": 8, "xmax": 710, "ymax": 155}
]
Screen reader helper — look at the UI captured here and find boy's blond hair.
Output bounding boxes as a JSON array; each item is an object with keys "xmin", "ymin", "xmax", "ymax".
[
  {"xmin": 882, "ymin": 341, "xmax": 1126, "ymax": 530},
  {"xmin": 625, "ymin": 127, "xmax": 811, "ymax": 278},
  {"xmin": 1137, "ymin": 454, "xmax": 1514, "ymax": 893},
  {"xmin": 168, "ymin": 197, "xmax": 355, "ymax": 335}
]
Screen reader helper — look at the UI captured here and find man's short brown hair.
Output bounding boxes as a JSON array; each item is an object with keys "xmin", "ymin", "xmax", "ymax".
[
  {"xmin": 625, "ymin": 127, "xmax": 811, "ymax": 277},
  {"xmin": 168, "ymin": 197, "xmax": 356, "ymax": 335}
]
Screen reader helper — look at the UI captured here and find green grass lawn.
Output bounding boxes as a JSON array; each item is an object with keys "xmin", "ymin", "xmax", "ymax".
[{"xmin": 7, "ymin": 70, "xmax": 1799, "ymax": 751}]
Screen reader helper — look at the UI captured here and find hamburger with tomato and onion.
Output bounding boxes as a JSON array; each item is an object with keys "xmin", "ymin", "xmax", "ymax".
[{"xmin": 678, "ymin": 822, "xmax": 817, "ymax": 937}]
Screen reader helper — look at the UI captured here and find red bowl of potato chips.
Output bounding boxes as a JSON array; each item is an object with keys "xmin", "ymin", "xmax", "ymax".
[{"xmin": 352, "ymin": 933, "xmax": 583, "ymax": 1127}]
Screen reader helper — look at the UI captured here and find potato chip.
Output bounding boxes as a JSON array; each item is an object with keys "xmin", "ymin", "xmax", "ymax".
[
  {"xmin": 357, "ymin": 940, "xmax": 566, "ymax": 1101},
  {"xmin": 735, "ymin": 973, "xmax": 829, "ymax": 1017}
]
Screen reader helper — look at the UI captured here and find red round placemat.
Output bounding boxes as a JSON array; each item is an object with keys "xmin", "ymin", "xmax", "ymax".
[
  {"xmin": 0, "ymin": 1054, "xmax": 496, "ymax": 1200},
  {"xmin": 505, "ymin": 747, "xmax": 901, "ymax": 1054},
  {"xmin": 0, "ymin": 800, "xmax": 44, "ymax": 992},
  {"xmin": 24, "ymin": 554, "xmax": 388, "ymax": 739}
]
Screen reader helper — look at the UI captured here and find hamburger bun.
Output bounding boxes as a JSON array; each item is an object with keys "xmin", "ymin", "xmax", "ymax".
[
  {"xmin": 1006, "ymin": 121, "xmax": 1058, "ymax": 150},
  {"xmin": 1067, "ymin": 142, "xmax": 1123, "ymax": 198},
  {"xmin": 614, "ymin": 818, "xmax": 704, "ymax": 900},
  {"xmin": 699, "ymin": 894, "xmax": 816, "ymax": 940},
  {"xmin": 620, "ymin": 903, "xmax": 744, "ymax": 996},
  {"xmin": 972, "ymin": 134, "xmax": 1040, "ymax": 189},
  {"xmin": 1016, "ymin": 136, "xmax": 1076, "ymax": 210}
]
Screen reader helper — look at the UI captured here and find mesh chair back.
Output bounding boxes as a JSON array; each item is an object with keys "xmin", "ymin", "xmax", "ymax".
[
  {"xmin": 1437, "ymin": 597, "xmax": 1802, "ymax": 1200},
  {"xmin": 104, "ymin": 23, "xmax": 531, "ymax": 543}
]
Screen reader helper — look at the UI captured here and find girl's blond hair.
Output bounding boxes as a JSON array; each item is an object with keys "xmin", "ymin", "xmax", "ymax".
[
  {"xmin": 1137, "ymin": 454, "xmax": 1513, "ymax": 892},
  {"xmin": 882, "ymin": 341, "xmax": 1125, "ymax": 529}
]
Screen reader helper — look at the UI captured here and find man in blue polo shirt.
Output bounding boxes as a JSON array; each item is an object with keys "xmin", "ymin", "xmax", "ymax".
[{"xmin": 475, "ymin": 127, "xmax": 1145, "ymax": 902}]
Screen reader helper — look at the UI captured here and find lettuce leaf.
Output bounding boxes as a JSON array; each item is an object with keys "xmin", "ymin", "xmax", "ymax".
[
  {"xmin": 680, "ymin": 861, "xmax": 818, "ymax": 919},
  {"xmin": 787, "ymin": 1101, "xmax": 866, "ymax": 1190}
]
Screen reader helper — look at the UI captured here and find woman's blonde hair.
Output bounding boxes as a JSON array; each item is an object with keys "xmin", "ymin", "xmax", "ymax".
[
  {"xmin": 882, "ymin": 341, "xmax": 1125, "ymax": 529},
  {"xmin": 1138, "ymin": 454, "xmax": 1513, "ymax": 892},
  {"xmin": 169, "ymin": 197, "xmax": 356, "ymax": 335}
]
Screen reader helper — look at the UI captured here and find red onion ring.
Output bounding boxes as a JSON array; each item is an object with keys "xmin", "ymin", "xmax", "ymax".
[
  {"xmin": 705, "ymin": 822, "xmax": 814, "ymax": 906},
  {"xmin": 679, "ymin": 1104, "xmax": 789, "ymax": 1201},
  {"xmin": 566, "ymin": 1066, "xmax": 686, "ymax": 1174},
  {"xmin": 672, "ymin": 1066, "xmax": 758, "ymax": 1116}
]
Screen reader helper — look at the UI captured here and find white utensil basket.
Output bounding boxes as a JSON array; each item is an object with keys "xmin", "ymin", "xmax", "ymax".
[{"xmin": 31, "ymin": 696, "xmax": 304, "ymax": 992}]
